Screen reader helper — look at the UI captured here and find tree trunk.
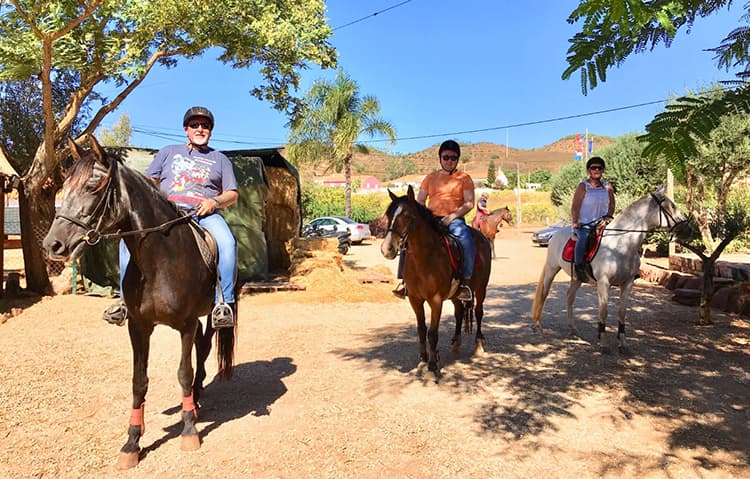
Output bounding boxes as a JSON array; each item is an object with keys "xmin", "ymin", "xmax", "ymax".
[
  {"xmin": 344, "ymin": 154, "xmax": 352, "ymax": 218},
  {"xmin": 18, "ymin": 173, "xmax": 58, "ymax": 296},
  {"xmin": 698, "ymin": 257, "xmax": 715, "ymax": 325}
]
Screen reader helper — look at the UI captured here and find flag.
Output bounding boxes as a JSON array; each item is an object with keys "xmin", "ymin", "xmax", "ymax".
[
  {"xmin": 575, "ymin": 134, "xmax": 583, "ymax": 146},
  {"xmin": 588, "ymin": 137, "xmax": 594, "ymax": 153},
  {"xmin": 574, "ymin": 151, "xmax": 582, "ymax": 161}
]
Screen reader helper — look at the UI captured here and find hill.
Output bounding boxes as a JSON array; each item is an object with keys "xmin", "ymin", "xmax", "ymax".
[{"xmin": 345, "ymin": 135, "xmax": 614, "ymax": 181}]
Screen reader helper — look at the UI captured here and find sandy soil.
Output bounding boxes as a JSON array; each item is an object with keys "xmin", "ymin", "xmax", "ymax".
[{"xmin": 0, "ymin": 229, "xmax": 748, "ymax": 479}]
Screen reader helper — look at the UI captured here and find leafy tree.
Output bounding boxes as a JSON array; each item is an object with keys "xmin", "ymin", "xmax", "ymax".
[
  {"xmin": 96, "ymin": 113, "xmax": 132, "ymax": 147},
  {"xmin": 384, "ymin": 156, "xmax": 417, "ymax": 181},
  {"xmin": 596, "ymin": 133, "xmax": 665, "ymax": 205},
  {"xmin": 529, "ymin": 169, "xmax": 553, "ymax": 191},
  {"xmin": 549, "ymin": 161, "xmax": 585, "ymax": 216},
  {"xmin": 485, "ymin": 159, "xmax": 497, "ymax": 188},
  {"xmin": 0, "ymin": 0, "xmax": 335, "ymax": 294},
  {"xmin": 287, "ymin": 69, "xmax": 396, "ymax": 217}
]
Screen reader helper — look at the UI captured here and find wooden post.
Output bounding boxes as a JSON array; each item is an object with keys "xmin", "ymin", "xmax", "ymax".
[
  {"xmin": 0, "ymin": 175, "xmax": 5, "ymax": 297},
  {"xmin": 667, "ymin": 169, "xmax": 675, "ymax": 257}
]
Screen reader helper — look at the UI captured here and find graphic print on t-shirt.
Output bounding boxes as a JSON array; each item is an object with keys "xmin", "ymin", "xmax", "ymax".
[{"xmin": 169, "ymin": 153, "xmax": 211, "ymax": 203}]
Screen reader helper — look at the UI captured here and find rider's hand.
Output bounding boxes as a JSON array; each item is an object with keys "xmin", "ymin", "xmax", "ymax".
[
  {"xmin": 441, "ymin": 214, "xmax": 455, "ymax": 226},
  {"xmin": 196, "ymin": 197, "xmax": 219, "ymax": 217}
]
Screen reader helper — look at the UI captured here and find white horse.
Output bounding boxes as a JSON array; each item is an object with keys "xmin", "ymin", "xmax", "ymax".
[{"xmin": 531, "ymin": 186, "xmax": 687, "ymax": 352}]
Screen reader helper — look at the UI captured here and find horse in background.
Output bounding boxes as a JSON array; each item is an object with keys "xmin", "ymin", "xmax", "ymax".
[
  {"xmin": 478, "ymin": 206, "xmax": 513, "ymax": 258},
  {"xmin": 531, "ymin": 186, "xmax": 686, "ymax": 352},
  {"xmin": 43, "ymin": 136, "xmax": 237, "ymax": 469},
  {"xmin": 381, "ymin": 186, "xmax": 492, "ymax": 380}
]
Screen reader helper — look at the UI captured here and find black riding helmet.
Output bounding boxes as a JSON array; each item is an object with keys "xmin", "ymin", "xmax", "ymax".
[
  {"xmin": 586, "ymin": 156, "xmax": 605, "ymax": 169},
  {"xmin": 438, "ymin": 139, "xmax": 461, "ymax": 158},
  {"xmin": 183, "ymin": 106, "xmax": 215, "ymax": 129}
]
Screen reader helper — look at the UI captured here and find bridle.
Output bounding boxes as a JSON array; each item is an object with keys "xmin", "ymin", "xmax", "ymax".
[
  {"xmin": 598, "ymin": 193, "xmax": 687, "ymax": 235},
  {"xmin": 55, "ymin": 157, "xmax": 189, "ymax": 245}
]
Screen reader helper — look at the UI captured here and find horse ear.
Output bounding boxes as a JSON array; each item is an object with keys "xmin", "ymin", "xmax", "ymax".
[
  {"xmin": 388, "ymin": 189, "xmax": 398, "ymax": 201},
  {"xmin": 407, "ymin": 185, "xmax": 415, "ymax": 200},
  {"xmin": 87, "ymin": 134, "xmax": 106, "ymax": 162},
  {"xmin": 654, "ymin": 184, "xmax": 666, "ymax": 195},
  {"xmin": 67, "ymin": 137, "xmax": 83, "ymax": 162}
]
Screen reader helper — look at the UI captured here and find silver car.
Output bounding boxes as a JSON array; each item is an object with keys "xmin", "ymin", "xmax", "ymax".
[
  {"xmin": 306, "ymin": 216, "xmax": 372, "ymax": 244},
  {"xmin": 532, "ymin": 221, "xmax": 569, "ymax": 247}
]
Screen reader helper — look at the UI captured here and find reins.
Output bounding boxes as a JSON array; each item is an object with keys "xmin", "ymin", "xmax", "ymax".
[{"xmin": 591, "ymin": 193, "xmax": 687, "ymax": 237}]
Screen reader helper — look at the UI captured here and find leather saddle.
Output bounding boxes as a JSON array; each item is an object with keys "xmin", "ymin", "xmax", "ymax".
[{"xmin": 562, "ymin": 222, "xmax": 605, "ymax": 264}]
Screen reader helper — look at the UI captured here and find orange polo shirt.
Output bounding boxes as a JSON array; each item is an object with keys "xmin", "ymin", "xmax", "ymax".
[{"xmin": 419, "ymin": 169, "xmax": 474, "ymax": 217}]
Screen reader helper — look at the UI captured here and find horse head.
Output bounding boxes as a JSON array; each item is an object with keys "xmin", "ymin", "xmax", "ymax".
[
  {"xmin": 43, "ymin": 135, "xmax": 126, "ymax": 261},
  {"xmin": 381, "ymin": 187, "xmax": 415, "ymax": 259},
  {"xmin": 650, "ymin": 185, "xmax": 688, "ymax": 234}
]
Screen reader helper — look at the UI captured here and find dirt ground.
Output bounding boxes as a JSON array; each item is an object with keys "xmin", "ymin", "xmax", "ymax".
[{"xmin": 0, "ymin": 229, "xmax": 748, "ymax": 479}]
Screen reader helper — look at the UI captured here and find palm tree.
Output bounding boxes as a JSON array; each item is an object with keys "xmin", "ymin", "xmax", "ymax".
[{"xmin": 287, "ymin": 69, "xmax": 396, "ymax": 217}]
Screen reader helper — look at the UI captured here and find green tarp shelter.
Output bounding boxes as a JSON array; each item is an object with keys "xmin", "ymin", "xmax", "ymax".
[{"xmin": 79, "ymin": 147, "xmax": 301, "ymax": 296}]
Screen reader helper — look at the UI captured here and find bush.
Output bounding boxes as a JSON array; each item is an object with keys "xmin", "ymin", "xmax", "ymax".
[{"xmin": 301, "ymin": 184, "xmax": 390, "ymax": 223}]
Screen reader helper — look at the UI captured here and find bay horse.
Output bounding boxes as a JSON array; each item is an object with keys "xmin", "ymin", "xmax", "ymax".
[
  {"xmin": 479, "ymin": 206, "xmax": 513, "ymax": 258},
  {"xmin": 381, "ymin": 186, "xmax": 492, "ymax": 378},
  {"xmin": 42, "ymin": 136, "xmax": 236, "ymax": 469},
  {"xmin": 531, "ymin": 186, "xmax": 686, "ymax": 352}
]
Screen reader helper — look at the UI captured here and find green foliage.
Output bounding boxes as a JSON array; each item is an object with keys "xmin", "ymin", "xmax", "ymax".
[
  {"xmin": 384, "ymin": 156, "xmax": 417, "ymax": 181},
  {"xmin": 529, "ymin": 169, "xmax": 552, "ymax": 191},
  {"xmin": 522, "ymin": 203, "xmax": 556, "ymax": 224},
  {"xmin": 287, "ymin": 69, "xmax": 396, "ymax": 216},
  {"xmin": 96, "ymin": 113, "xmax": 132, "ymax": 147},
  {"xmin": 563, "ymin": 0, "xmax": 736, "ymax": 94},
  {"xmin": 597, "ymin": 132, "xmax": 665, "ymax": 196},
  {"xmin": 485, "ymin": 160, "xmax": 497, "ymax": 187},
  {"xmin": 301, "ymin": 184, "xmax": 389, "ymax": 223},
  {"xmin": 550, "ymin": 161, "xmax": 585, "ymax": 209}
]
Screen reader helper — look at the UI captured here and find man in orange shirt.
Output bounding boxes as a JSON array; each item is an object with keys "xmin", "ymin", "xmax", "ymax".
[{"xmin": 393, "ymin": 140, "xmax": 476, "ymax": 301}]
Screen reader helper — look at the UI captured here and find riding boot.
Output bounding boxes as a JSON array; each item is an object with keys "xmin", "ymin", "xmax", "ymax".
[
  {"xmin": 392, "ymin": 280, "xmax": 407, "ymax": 299},
  {"xmin": 211, "ymin": 302, "xmax": 235, "ymax": 328},
  {"xmin": 102, "ymin": 301, "xmax": 127, "ymax": 326},
  {"xmin": 574, "ymin": 263, "xmax": 587, "ymax": 282},
  {"xmin": 457, "ymin": 281, "xmax": 473, "ymax": 302}
]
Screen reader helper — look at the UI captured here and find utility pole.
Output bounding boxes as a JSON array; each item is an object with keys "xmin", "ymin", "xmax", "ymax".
[{"xmin": 516, "ymin": 162, "xmax": 522, "ymax": 227}]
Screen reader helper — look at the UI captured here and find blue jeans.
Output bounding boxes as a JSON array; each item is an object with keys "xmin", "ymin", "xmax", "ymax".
[
  {"xmin": 119, "ymin": 212, "xmax": 237, "ymax": 303},
  {"xmin": 574, "ymin": 226, "xmax": 592, "ymax": 266},
  {"xmin": 447, "ymin": 217, "xmax": 476, "ymax": 279}
]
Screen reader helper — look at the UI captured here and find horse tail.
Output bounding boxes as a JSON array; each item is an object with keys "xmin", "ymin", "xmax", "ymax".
[
  {"xmin": 531, "ymin": 268, "xmax": 547, "ymax": 326},
  {"xmin": 216, "ymin": 301, "xmax": 237, "ymax": 380}
]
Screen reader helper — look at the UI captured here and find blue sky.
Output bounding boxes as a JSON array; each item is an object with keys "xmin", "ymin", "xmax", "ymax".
[{"xmin": 98, "ymin": 1, "xmax": 743, "ymax": 156}]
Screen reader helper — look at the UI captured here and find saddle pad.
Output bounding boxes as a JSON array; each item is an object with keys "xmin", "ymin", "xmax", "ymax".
[
  {"xmin": 561, "ymin": 227, "xmax": 604, "ymax": 263},
  {"xmin": 444, "ymin": 233, "xmax": 484, "ymax": 276},
  {"xmin": 187, "ymin": 217, "xmax": 219, "ymax": 272}
]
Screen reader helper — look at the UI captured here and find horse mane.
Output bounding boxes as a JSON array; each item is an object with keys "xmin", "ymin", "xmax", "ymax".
[
  {"xmin": 388, "ymin": 195, "xmax": 448, "ymax": 235},
  {"xmin": 490, "ymin": 207, "xmax": 509, "ymax": 215},
  {"xmin": 66, "ymin": 148, "xmax": 125, "ymax": 192}
]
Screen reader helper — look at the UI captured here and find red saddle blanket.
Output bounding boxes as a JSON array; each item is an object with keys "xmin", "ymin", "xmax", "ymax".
[
  {"xmin": 445, "ymin": 236, "xmax": 483, "ymax": 275},
  {"xmin": 562, "ymin": 228, "xmax": 604, "ymax": 263}
]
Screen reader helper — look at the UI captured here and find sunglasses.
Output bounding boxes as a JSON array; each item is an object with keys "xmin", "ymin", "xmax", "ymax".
[
  {"xmin": 441, "ymin": 155, "xmax": 459, "ymax": 161},
  {"xmin": 188, "ymin": 122, "xmax": 212, "ymax": 130},
  {"xmin": 589, "ymin": 165, "xmax": 603, "ymax": 171}
]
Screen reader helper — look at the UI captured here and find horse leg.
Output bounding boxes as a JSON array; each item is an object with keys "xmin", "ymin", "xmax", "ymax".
[
  {"xmin": 116, "ymin": 322, "xmax": 153, "ymax": 470},
  {"xmin": 490, "ymin": 238, "xmax": 495, "ymax": 259},
  {"xmin": 451, "ymin": 299, "xmax": 463, "ymax": 356},
  {"xmin": 473, "ymin": 290, "xmax": 485, "ymax": 356},
  {"xmin": 596, "ymin": 281, "xmax": 611, "ymax": 352},
  {"xmin": 410, "ymin": 298, "xmax": 428, "ymax": 364},
  {"xmin": 179, "ymin": 322, "xmax": 200, "ymax": 451},
  {"xmin": 617, "ymin": 281, "xmax": 634, "ymax": 352},
  {"xmin": 426, "ymin": 300, "xmax": 443, "ymax": 374},
  {"xmin": 193, "ymin": 319, "xmax": 214, "ymax": 405},
  {"xmin": 566, "ymin": 280, "xmax": 581, "ymax": 336}
]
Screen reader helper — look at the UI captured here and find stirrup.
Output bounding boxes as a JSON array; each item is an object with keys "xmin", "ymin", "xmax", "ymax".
[
  {"xmin": 102, "ymin": 302, "xmax": 127, "ymax": 326},
  {"xmin": 392, "ymin": 281, "xmax": 407, "ymax": 299},
  {"xmin": 211, "ymin": 303, "xmax": 235, "ymax": 328},
  {"xmin": 457, "ymin": 284, "xmax": 473, "ymax": 302}
]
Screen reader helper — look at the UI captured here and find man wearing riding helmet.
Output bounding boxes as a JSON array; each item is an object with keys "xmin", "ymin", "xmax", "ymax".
[
  {"xmin": 103, "ymin": 106, "xmax": 239, "ymax": 326},
  {"xmin": 393, "ymin": 139, "xmax": 477, "ymax": 301},
  {"xmin": 571, "ymin": 156, "xmax": 615, "ymax": 282}
]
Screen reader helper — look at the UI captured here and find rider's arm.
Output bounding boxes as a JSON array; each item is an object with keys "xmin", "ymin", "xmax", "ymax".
[
  {"xmin": 606, "ymin": 183, "xmax": 615, "ymax": 217},
  {"xmin": 416, "ymin": 188, "xmax": 428, "ymax": 206},
  {"xmin": 571, "ymin": 183, "xmax": 586, "ymax": 228}
]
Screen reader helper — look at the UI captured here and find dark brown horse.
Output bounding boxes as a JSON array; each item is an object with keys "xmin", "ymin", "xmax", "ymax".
[
  {"xmin": 42, "ymin": 136, "xmax": 236, "ymax": 470},
  {"xmin": 380, "ymin": 186, "xmax": 492, "ymax": 379},
  {"xmin": 479, "ymin": 207, "xmax": 513, "ymax": 258}
]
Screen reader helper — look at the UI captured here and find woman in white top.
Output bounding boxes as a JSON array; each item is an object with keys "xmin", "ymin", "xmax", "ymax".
[{"xmin": 571, "ymin": 156, "xmax": 615, "ymax": 281}]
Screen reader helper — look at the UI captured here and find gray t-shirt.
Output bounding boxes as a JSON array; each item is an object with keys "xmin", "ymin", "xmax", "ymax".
[{"xmin": 146, "ymin": 144, "xmax": 238, "ymax": 209}]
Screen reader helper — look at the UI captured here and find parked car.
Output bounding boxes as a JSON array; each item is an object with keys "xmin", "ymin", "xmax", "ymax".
[
  {"xmin": 531, "ymin": 221, "xmax": 569, "ymax": 247},
  {"xmin": 305, "ymin": 216, "xmax": 372, "ymax": 245}
]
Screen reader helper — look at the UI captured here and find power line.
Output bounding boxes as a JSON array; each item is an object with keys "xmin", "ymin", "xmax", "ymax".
[
  {"xmin": 364, "ymin": 99, "xmax": 668, "ymax": 144},
  {"xmin": 333, "ymin": 0, "xmax": 415, "ymax": 31}
]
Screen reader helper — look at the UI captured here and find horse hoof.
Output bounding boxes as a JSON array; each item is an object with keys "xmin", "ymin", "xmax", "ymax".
[
  {"xmin": 618, "ymin": 345, "xmax": 631, "ymax": 356},
  {"xmin": 181, "ymin": 434, "xmax": 201, "ymax": 451},
  {"xmin": 115, "ymin": 451, "xmax": 139, "ymax": 470},
  {"xmin": 598, "ymin": 345, "xmax": 609, "ymax": 355},
  {"xmin": 474, "ymin": 341, "xmax": 486, "ymax": 357}
]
